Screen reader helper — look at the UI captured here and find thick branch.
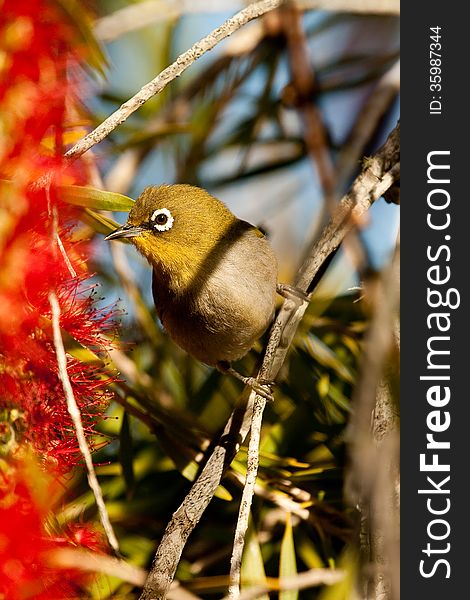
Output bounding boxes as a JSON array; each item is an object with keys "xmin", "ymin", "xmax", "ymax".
[
  {"xmin": 345, "ymin": 239, "xmax": 400, "ymax": 600},
  {"xmin": 138, "ymin": 122, "xmax": 400, "ymax": 600}
]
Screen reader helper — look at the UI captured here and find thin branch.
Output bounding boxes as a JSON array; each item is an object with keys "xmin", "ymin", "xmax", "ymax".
[
  {"xmin": 228, "ymin": 396, "xmax": 265, "ymax": 599},
  {"xmin": 47, "ymin": 548, "xmax": 203, "ymax": 600},
  {"xmin": 54, "ymin": 220, "xmax": 77, "ymax": 277},
  {"xmin": 298, "ymin": 0, "xmax": 398, "ymax": 12},
  {"xmin": 95, "ymin": 1, "xmax": 242, "ymax": 42},
  {"xmin": 94, "ymin": 0, "xmax": 399, "ymax": 42},
  {"xmin": 46, "ymin": 183, "xmax": 77, "ymax": 278},
  {"xmin": 230, "ymin": 2, "xmax": 387, "ymax": 582},
  {"xmin": 139, "ymin": 389, "xmax": 256, "ymax": 600},
  {"xmin": 228, "ymin": 9, "xmax": 337, "ymax": 588},
  {"xmin": 227, "ymin": 471, "xmax": 311, "ymax": 520},
  {"xmin": 138, "ymin": 122, "xmax": 400, "ymax": 600},
  {"xmin": 229, "ymin": 127, "xmax": 400, "ymax": 595},
  {"xmin": 48, "ymin": 291, "xmax": 120, "ymax": 555},
  {"xmin": 66, "ymin": 0, "xmax": 286, "ymax": 159},
  {"xmin": 47, "ymin": 547, "xmax": 146, "ymax": 586},
  {"xmin": 223, "ymin": 568, "xmax": 344, "ymax": 600}
]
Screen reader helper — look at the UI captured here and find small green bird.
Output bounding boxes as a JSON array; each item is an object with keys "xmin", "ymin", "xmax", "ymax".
[{"xmin": 105, "ymin": 184, "xmax": 279, "ymax": 398}]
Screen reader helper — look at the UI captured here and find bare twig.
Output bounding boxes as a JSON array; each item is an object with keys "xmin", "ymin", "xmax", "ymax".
[
  {"xmin": 47, "ymin": 547, "xmax": 203, "ymax": 600},
  {"xmin": 138, "ymin": 122, "xmax": 400, "ymax": 600},
  {"xmin": 94, "ymin": 1, "xmax": 241, "ymax": 42},
  {"xmin": 47, "ymin": 184, "xmax": 77, "ymax": 278},
  {"xmin": 229, "ymin": 12, "xmax": 337, "ymax": 591},
  {"xmin": 66, "ymin": 0, "xmax": 287, "ymax": 160},
  {"xmin": 53, "ymin": 217, "xmax": 77, "ymax": 277},
  {"xmin": 228, "ymin": 471, "xmax": 311, "ymax": 520},
  {"xmin": 104, "ymin": 148, "xmax": 144, "ymax": 194},
  {"xmin": 48, "ymin": 291, "xmax": 120, "ymax": 555},
  {"xmin": 94, "ymin": 0, "xmax": 399, "ymax": 42},
  {"xmin": 224, "ymin": 568, "xmax": 344, "ymax": 600},
  {"xmin": 228, "ymin": 396, "xmax": 266, "ymax": 599},
  {"xmin": 47, "ymin": 547, "xmax": 146, "ymax": 585},
  {"xmin": 139, "ymin": 388, "xmax": 257, "ymax": 600},
  {"xmin": 298, "ymin": 0, "xmax": 398, "ymax": 12}
]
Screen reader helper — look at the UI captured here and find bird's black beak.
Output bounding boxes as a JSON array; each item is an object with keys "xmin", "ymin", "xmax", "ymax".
[{"xmin": 104, "ymin": 224, "xmax": 145, "ymax": 241}]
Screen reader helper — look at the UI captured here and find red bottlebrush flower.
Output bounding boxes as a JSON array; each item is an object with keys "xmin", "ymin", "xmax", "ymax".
[
  {"xmin": 0, "ymin": 1, "xmax": 122, "ymax": 587},
  {"xmin": 55, "ymin": 523, "xmax": 107, "ymax": 554},
  {"xmin": 0, "ymin": 0, "xmax": 118, "ymax": 471},
  {"xmin": 0, "ymin": 454, "xmax": 105, "ymax": 599}
]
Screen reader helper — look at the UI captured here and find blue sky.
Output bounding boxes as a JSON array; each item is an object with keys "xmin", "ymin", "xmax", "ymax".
[{"xmin": 96, "ymin": 8, "xmax": 399, "ymax": 308}]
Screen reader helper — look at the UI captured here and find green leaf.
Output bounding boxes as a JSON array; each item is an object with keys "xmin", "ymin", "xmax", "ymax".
[
  {"xmin": 241, "ymin": 515, "xmax": 269, "ymax": 600},
  {"xmin": 279, "ymin": 513, "xmax": 298, "ymax": 600},
  {"xmin": 318, "ymin": 549, "xmax": 357, "ymax": 600},
  {"xmin": 304, "ymin": 334, "xmax": 355, "ymax": 384},
  {"xmin": 60, "ymin": 185, "xmax": 134, "ymax": 211},
  {"xmin": 296, "ymin": 530, "xmax": 325, "ymax": 569},
  {"xmin": 80, "ymin": 208, "xmax": 123, "ymax": 237}
]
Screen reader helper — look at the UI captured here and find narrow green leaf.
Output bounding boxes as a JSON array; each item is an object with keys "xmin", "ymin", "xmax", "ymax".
[
  {"xmin": 318, "ymin": 549, "xmax": 357, "ymax": 600},
  {"xmin": 81, "ymin": 208, "xmax": 123, "ymax": 237},
  {"xmin": 241, "ymin": 515, "xmax": 269, "ymax": 600},
  {"xmin": 60, "ymin": 184, "xmax": 134, "ymax": 211},
  {"xmin": 296, "ymin": 530, "xmax": 324, "ymax": 569},
  {"xmin": 304, "ymin": 334, "xmax": 355, "ymax": 384},
  {"xmin": 279, "ymin": 513, "xmax": 298, "ymax": 600}
]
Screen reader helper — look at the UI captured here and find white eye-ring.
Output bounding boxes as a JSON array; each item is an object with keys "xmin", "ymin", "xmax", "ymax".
[{"xmin": 150, "ymin": 208, "xmax": 174, "ymax": 232}]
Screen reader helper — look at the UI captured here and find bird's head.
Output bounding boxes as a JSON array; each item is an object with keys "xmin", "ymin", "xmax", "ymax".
[{"xmin": 105, "ymin": 184, "xmax": 239, "ymax": 291}]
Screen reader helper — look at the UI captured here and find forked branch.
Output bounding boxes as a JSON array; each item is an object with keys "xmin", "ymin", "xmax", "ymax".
[{"xmin": 139, "ymin": 122, "xmax": 400, "ymax": 600}]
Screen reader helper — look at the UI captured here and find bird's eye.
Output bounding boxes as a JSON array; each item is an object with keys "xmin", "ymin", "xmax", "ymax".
[{"xmin": 150, "ymin": 208, "xmax": 174, "ymax": 232}]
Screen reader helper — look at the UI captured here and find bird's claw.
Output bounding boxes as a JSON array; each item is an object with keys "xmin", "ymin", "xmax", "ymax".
[
  {"xmin": 245, "ymin": 377, "xmax": 275, "ymax": 402},
  {"xmin": 277, "ymin": 283, "xmax": 309, "ymax": 304},
  {"xmin": 217, "ymin": 362, "xmax": 275, "ymax": 401}
]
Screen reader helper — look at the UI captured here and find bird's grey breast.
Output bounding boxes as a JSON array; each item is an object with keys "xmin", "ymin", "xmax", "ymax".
[{"xmin": 152, "ymin": 228, "xmax": 278, "ymax": 365}]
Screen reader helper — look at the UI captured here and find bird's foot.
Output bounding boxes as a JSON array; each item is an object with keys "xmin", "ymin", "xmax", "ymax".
[
  {"xmin": 277, "ymin": 283, "xmax": 309, "ymax": 304},
  {"xmin": 217, "ymin": 362, "xmax": 275, "ymax": 402},
  {"xmin": 241, "ymin": 376, "xmax": 275, "ymax": 402}
]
